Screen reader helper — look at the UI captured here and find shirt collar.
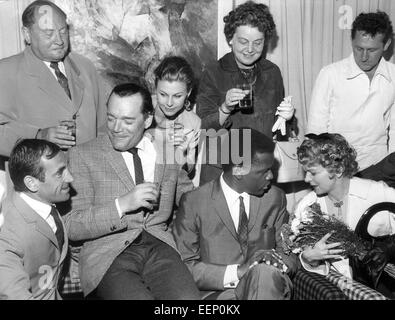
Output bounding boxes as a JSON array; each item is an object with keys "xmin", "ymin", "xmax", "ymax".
[
  {"xmin": 347, "ymin": 177, "xmax": 368, "ymax": 200},
  {"xmin": 19, "ymin": 192, "xmax": 52, "ymax": 221},
  {"xmin": 347, "ymin": 53, "xmax": 392, "ymax": 82},
  {"xmin": 220, "ymin": 174, "xmax": 249, "ymax": 204}
]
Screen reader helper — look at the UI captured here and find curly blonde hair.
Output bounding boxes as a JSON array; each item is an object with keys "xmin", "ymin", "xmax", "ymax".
[{"xmin": 297, "ymin": 133, "xmax": 359, "ymax": 178}]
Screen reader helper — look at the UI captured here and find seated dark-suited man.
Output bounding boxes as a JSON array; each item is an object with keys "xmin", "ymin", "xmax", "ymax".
[
  {"xmin": 64, "ymin": 82, "xmax": 200, "ymax": 299},
  {"xmin": 173, "ymin": 128, "xmax": 298, "ymax": 300},
  {"xmin": 0, "ymin": 139, "xmax": 72, "ymax": 299}
]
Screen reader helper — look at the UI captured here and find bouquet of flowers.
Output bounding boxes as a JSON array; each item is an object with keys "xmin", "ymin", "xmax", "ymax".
[{"xmin": 280, "ymin": 203, "xmax": 370, "ymax": 259}]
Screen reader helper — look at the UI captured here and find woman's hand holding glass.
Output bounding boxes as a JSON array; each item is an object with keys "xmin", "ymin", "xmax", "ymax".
[
  {"xmin": 221, "ymin": 87, "xmax": 249, "ymax": 113},
  {"xmin": 301, "ymin": 232, "xmax": 344, "ymax": 267}
]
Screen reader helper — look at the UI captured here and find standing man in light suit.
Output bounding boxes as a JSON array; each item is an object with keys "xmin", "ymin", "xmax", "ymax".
[
  {"xmin": 0, "ymin": 0, "xmax": 106, "ymax": 191},
  {"xmin": 0, "ymin": 139, "xmax": 72, "ymax": 299},
  {"xmin": 64, "ymin": 82, "xmax": 200, "ymax": 299}
]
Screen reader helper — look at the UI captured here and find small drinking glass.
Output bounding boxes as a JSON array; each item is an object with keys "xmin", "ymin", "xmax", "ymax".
[
  {"xmin": 60, "ymin": 119, "xmax": 76, "ymax": 140},
  {"xmin": 236, "ymin": 83, "xmax": 253, "ymax": 109},
  {"xmin": 168, "ymin": 122, "xmax": 185, "ymax": 143}
]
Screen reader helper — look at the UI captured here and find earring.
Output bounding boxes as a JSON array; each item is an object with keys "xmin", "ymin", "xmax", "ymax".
[{"xmin": 184, "ymin": 99, "xmax": 191, "ymax": 110}]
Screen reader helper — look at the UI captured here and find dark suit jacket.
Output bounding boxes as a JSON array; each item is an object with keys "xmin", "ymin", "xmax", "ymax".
[
  {"xmin": 0, "ymin": 192, "xmax": 68, "ymax": 299},
  {"xmin": 0, "ymin": 46, "xmax": 107, "ymax": 157},
  {"xmin": 173, "ymin": 178, "xmax": 292, "ymax": 291},
  {"xmin": 64, "ymin": 132, "xmax": 193, "ymax": 295}
]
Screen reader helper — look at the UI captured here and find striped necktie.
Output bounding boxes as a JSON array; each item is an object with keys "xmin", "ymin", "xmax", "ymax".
[
  {"xmin": 238, "ymin": 196, "xmax": 249, "ymax": 259},
  {"xmin": 50, "ymin": 61, "xmax": 71, "ymax": 99}
]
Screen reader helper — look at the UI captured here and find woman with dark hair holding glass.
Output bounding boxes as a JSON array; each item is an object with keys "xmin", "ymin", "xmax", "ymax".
[
  {"xmin": 197, "ymin": 1, "xmax": 294, "ymax": 185},
  {"xmin": 295, "ymin": 133, "xmax": 395, "ymax": 276},
  {"xmin": 149, "ymin": 56, "xmax": 201, "ymax": 182}
]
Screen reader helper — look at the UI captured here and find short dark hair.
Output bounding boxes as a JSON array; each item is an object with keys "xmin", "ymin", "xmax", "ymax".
[
  {"xmin": 22, "ymin": 0, "xmax": 67, "ymax": 28},
  {"xmin": 223, "ymin": 1, "xmax": 276, "ymax": 43},
  {"xmin": 154, "ymin": 56, "xmax": 195, "ymax": 111},
  {"xmin": 9, "ymin": 139, "xmax": 61, "ymax": 192},
  {"xmin": 222, "ymin": 128, "xmax": 275, "ymax": 173},
  {"xmin": 352, "ymin": 11, "xmax": 393, "ymax": 44},
  {"xmin": 108, "ymin": 82, "xmax": 154, "ymax": 118},
  {"xmin": 297, "ymin": 133, "xmax": 359, "ymax": 178}
]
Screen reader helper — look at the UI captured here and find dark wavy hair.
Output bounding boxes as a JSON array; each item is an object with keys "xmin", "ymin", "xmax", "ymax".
[
  {"xmin": 223, "ymin": 1, "xmax": 276, "ymax": 43},
  {"xmin": 154, "ymin": 56, "xmax": 195, "ymax": 111},
  {"xmin": 297, "ymin": 133, "xmax": 359, "ymax": 178},
  {"xmin": 352, "ymin": 11, "xmax": 393, "ymax": 44}
]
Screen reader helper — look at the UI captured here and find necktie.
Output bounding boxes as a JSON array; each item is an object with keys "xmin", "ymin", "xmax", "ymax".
[
  {"xmin": 49, "ymin": 206, "xmax": 65, "ymax": 250},
  {"xmin": 238, "ymin": 196, "xmax": 249, "ymax": 259},
  {"xmin": 50, "ymin": 61, "xmax": 71, "ymax": 99},
  {"xmin": 129, "ymin": 147, "xmax": 144, "ymax": 185}
]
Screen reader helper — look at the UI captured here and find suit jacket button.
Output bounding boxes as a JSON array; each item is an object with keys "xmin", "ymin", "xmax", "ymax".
[{"xmin": 125, "ymin": 241, "xmax": 130, "ymax": 246}]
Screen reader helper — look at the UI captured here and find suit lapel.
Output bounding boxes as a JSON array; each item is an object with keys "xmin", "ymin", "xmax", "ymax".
[
  {"xmin": 248, "ymin": 196, "xmax": 261, "ymax": 232},
  {"xmin": 64, "ymin": 55, "xmax": 84, "ymax": 116},
  {"xmin": 211, "ymin": 179, "xmax": 238, "ymax": 241},
  {"xmin": 102, "ymin": 135, "xmax": 136, "ymax": 191},
  {"xmin": 12, "ymin": 192, "xmax": 59, "ymax": 249},
  {"xmin": 23, "ymin": 47, "xmax": 74, "ymax": 113}
]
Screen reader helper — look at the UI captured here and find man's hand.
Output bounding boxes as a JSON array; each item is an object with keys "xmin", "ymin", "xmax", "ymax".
[
  {"xmin": 117, "ymin": 182, "xmax": 159, "ymax": 213},
  {"xmin": 37, "ymin": 125, "xmax": 75, "ymax": 149},
  {"xmin": 250, "ymin": 249, "xmax": 289, "ymax": 273}
]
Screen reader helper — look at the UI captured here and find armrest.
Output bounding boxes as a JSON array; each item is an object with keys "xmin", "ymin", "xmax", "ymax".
[{"xmin": 326, "ymin": 269, "xmax": 387, "ymax": 300}]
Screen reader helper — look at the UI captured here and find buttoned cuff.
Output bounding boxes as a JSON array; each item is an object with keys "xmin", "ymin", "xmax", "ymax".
[
  {"xmin": 223, "ymin": 264, "xmax": 239, "ymax": 288},
  {"xmin": 115, "ymin": 198, "xmax": 123, "ymax": 218}
]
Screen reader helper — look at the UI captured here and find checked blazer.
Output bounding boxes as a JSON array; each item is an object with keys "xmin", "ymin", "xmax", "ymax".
[{"xmin": 64, "ymin": 132, "xmax": 193, "ymax": 295}]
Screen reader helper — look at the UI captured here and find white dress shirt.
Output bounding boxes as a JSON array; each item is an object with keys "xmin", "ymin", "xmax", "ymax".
[
  {"xmin": 19, "ymin": 192, "xmax": 57, "ymax": 233},
  {"xmin": 43, "ymin": 60, "xmax": 67, "ymax": 79},
  {"xmin": 219, "ymin": 174, "xmax": 250, "ymax": 288},
  {"xmin": 308, "ymin": 54, "xmax": 395, "ymax": 170},
  {"xmin": 115, "ymin": 135, "xmax": 157, "ymax": 217}
]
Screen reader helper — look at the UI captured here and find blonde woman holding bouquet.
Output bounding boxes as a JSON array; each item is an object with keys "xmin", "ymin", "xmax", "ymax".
[{"xmin": 294, "ymin": 133, "xmax": 395, "ymax": 277}]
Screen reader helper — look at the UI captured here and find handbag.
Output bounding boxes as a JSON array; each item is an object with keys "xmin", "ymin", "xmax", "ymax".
[{"xmin": 273, "ymin": 136, "xmax": 305, "ymax": 183}]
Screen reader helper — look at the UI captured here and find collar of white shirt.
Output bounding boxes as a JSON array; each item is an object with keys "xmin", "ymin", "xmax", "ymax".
[
  {"xmin": 347, "ymin": 53, "xmax": 392, "ymax": 82},
  {"xmin": 43, "ymin": 60, "xmax": 67, "ymax": 78},
  {"xmin": 121, "ymin": 135, "xmax": 157, "ymax": 183},
  {"xmin": 220, "ymin": 173, "xmax": 250, "ymax": 221},
  {"xmin": 19, "ymin": 192, "xmax": 57, "ymax": 233}
]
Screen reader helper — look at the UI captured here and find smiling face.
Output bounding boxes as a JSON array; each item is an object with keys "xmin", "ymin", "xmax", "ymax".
[
  {"xmin": 303, "ymin": 164, "xmax": 336, "ymax": 196},
  {"xmin": 352, "ymin": 30, "xmax": 391, "ymax": 76},
  {"xmin": 23, "ymin": 6, "xmax": 69, "ymax": 62},
  {"xmin": 107, "ymin": 93, "xmax": 153, "ymax": 152},
  {"xmin": 230, "ymin": 25, "xmax": 265, "ymax": 68},
  {"xmin": 34, "ymin": 152, "xmax": 73, "ymax": 204},
  {"xmin": 156, "ymin": 80, "xmax": 190, "ymax": 118}
]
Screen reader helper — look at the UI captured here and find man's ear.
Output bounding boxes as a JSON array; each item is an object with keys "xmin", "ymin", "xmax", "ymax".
[
  {"xmin": 384, "ymin": 38, "xmax": 392, "ymax": 51},
  {"xmin": 22, "ymin": 26, "xmax": 31, "ymax": 45},
  {"xmin": 23, "ymin": 175, "xmax": 39, "ymax": 193},
  {"xmin": 144, "ymin": 113, "xmax": 153, "ymax": 129}
]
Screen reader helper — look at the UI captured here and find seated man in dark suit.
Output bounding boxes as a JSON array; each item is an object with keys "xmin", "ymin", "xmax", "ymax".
[{"xmin": 173, "ymin": 128, "xmax": 298, "ymax": 299}]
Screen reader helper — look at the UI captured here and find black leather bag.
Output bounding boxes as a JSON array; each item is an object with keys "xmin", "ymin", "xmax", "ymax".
[{"xmin": 351, "ymin": 202, "xmax": 395, "ymax": 290}]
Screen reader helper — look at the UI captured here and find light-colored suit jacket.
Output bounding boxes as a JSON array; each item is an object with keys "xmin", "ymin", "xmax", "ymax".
[
  {"xmin": 0, "ymin": 46, "xmax": 107, "ymax": 157},
  {"xmin": 64, "ymin": 132, "xmax": 193, "ymax": 295},
  {"xmin": 0, "ymin": 192, "xmax": 68, "ymax": 300},
  {"xmin": 172, "ymin": 178, "xmax": 291, "ymax": 291}
]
